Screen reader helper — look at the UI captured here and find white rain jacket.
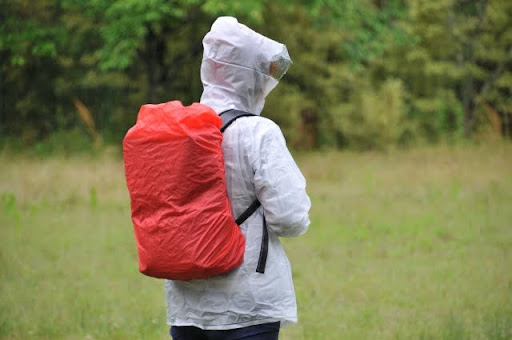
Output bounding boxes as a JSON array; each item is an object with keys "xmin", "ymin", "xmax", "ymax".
[{"xmin": 165, "ymin": 17, "xmax": 311, "ymax": 330}]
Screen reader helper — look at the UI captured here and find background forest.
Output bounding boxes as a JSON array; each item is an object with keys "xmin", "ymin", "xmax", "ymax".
[{"xmin": 1, "ymin": 0, "xmax": 511, "ymax": 152}]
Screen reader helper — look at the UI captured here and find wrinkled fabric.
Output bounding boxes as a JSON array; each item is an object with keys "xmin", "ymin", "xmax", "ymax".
[
  {"xmin": 165, "ymin": 17, "xmax": 311, "ymax": 330},
  {"xmin": 123, "ymin": 101, "xmax": 246, "ymax": 280}
]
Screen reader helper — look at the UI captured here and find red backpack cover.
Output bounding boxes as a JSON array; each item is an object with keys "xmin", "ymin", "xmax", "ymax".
[{"xmin": 123, "ymin": 101, "xmax": 245, "ymax": 280}]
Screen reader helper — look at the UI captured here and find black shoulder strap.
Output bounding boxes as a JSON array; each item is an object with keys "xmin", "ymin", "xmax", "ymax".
[
  {"xmin": 256, "ymin": 216, "xmax": 268, "ymax": 274},
  {"xmin": 220, "ymin": 109, "xmax": 257, "ymax": 133},
  {"xmin": 234, "ymin": 200, "xmax": 268, "ymax": 274},
  {"xmin": 220, "ymin": 109, "xmax": 268, "ymax": 274},
  {"xmin": 235, "ymin": 200, "xmax": 261, "ymax": 225}
]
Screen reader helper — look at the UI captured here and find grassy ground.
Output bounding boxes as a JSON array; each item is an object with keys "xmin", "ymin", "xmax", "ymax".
[{"xmin": 1, "ymin": 143, "xmax": 511, "ymax": 339}]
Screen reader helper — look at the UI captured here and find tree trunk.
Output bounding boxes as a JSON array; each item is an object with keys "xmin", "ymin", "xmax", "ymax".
[
  {"xmin": 144, "ymin": 26, "xmax": 166, "ymax": 104},
  {"xmin": 462, "ymin": 74, "xmax": 475, "ymax": 137},
  {"xmin": 145, "ymin": 27, "xmax": 157, "ymax": 103},
  {"xmin": 460, "ymin": 0, "xmax": 487, "ymax": 137}
]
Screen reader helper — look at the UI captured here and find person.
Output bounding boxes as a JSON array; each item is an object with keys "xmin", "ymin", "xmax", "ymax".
[{"xmin": 165, "ymin": 16, "xmax": 311, "ymax": 340}]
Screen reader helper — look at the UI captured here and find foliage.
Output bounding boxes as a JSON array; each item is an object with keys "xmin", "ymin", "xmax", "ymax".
[
  {"xmin": 307, "ymin": 0, "xmax": 410, "ymax": 68},
  {"xmin": 337, "ymin": 78, "xmax": 409, "ymax": 149},
  {"xmin": 1, "ymin": 0, "xmax": 511, "ymax": 149}
]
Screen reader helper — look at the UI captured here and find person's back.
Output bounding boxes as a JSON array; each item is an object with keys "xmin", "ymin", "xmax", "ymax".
[{"xmin": 165, "ymin": 16, "xmax": 311, "ymax": 339}]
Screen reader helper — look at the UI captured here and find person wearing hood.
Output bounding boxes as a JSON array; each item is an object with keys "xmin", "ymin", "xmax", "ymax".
[{"xmin": 165, "ymin": 17, "xmax": 311, "ymax": 340}]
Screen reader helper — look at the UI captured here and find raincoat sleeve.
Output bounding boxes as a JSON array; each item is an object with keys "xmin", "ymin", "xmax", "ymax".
[{"xmin": 250, "ymin": 119, "xmax": 311, "ymax": 237}]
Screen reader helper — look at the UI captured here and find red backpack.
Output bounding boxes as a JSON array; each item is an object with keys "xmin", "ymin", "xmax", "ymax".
[{"xmin": 123, "ymin": 101, "xmax": 262, "ymax": 280}]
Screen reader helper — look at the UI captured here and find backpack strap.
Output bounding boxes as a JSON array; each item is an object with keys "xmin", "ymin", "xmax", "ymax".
[
  {"xmin": 220, "ymin": 109, "xmax": 268, "ymax": 274},
  {"xmin": 235, "ymin": 199, "xmax": 261, "ymax": 225},
  {"xmin": 256, "ymin": 215, "xmax": 268, "ymax": 274},
  {"xmin": 220, "ymin": 109, "xmax": 257, "ymax": 132}
]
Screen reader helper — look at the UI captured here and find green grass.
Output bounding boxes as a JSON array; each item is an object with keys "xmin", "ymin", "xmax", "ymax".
[{"xmin": 1, "ymin": 143, "xmax": 511, "ymax": 339}]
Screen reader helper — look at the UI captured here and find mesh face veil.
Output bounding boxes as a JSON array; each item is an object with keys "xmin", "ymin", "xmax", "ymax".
[{"xmin": 269, "ymin": 47, "xmax": 292, "ymax": 81}]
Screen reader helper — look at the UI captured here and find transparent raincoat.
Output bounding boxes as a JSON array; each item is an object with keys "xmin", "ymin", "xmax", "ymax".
[{"xmin": 165, "ymin": 17, "xmax": 311, "ymax": 330}]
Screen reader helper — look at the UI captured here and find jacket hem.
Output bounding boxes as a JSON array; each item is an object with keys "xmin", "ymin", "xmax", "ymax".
[{"xmin": 167, "ymin": 316, "xmax": 296, "ymax": 330}]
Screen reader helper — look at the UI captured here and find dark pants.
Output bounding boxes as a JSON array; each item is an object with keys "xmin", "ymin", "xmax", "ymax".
[{"xmin": 170, "ymin": 322, "xmax": 280, "ymax": 340}]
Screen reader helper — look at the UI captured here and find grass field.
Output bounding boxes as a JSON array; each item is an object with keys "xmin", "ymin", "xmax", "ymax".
[{"xmin": 1, "ymin": 143, "xmax": 511, "ymax": 339}]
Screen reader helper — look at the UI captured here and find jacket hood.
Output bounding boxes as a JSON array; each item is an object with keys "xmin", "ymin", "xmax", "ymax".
[{"xmin": 200, "ymin": 17, "xmax": 292, "ymax": 115}]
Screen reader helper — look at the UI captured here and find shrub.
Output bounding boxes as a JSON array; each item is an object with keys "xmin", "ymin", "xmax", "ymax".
[{"xmin": 337, "ymin": 78, "xmax": 409, "ymax": 150}]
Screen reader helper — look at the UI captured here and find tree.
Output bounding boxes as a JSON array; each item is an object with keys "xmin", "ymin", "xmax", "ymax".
[
  {"xmin": 0, "ymin": 0, "xmax": 65, "ymax": 141},
  {"xmin": 473, "ymin": 0, "xmax": 512, "ymax": 137},
  {"xmin": 92, "ymin": 0, "xmax": 266, "ymax": 103}
]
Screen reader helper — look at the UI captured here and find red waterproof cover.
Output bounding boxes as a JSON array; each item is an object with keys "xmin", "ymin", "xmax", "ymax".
[{"xmin": 123, "ymin": 101, "xmax": 245, "ymax": 280}]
